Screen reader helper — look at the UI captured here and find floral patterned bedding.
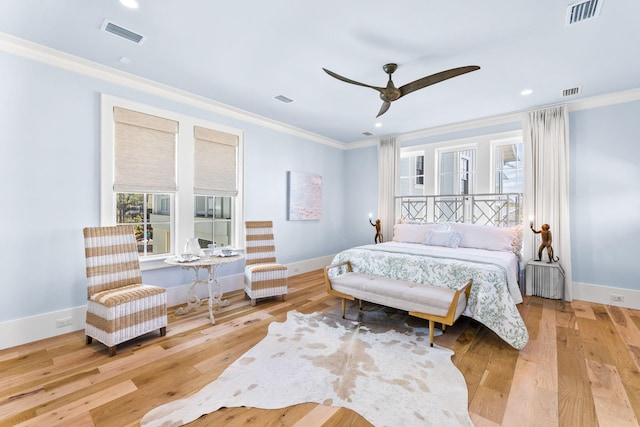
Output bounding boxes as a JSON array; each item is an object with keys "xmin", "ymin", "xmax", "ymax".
[{"xmin": 330, "ymin": 242, "xmax": 528, "ymax": 349}]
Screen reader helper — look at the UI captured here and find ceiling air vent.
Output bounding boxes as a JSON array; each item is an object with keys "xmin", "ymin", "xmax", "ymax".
[
  {"xmin": 562, "ymin": 86, "xmax": 582, "ymax": 97},
  {"xmin": 566, "ymin": 0, "xmax": 603, "ymax": 25},
  {"xmin": 274, "ymin": 95, "xmax": 294, "ymax": 103},
  {"xmin": 101, "ymin": 19, "xmax": 146, "ymax": 44}
]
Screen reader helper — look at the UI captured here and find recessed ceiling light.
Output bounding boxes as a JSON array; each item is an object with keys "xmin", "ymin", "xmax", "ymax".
[
  {"xmin": 374, "ymin": 122, "xmax": 382, "ymax": 128},
  {"xmin": 520, "ymin": 89, "xmax": 533, "ymax": 96},
  {"xmin": 120, "ymin": 0, "xmax": 139, "ymax": 9}
]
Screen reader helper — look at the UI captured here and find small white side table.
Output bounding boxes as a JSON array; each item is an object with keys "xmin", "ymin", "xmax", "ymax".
[
  {"xmin": 525, "ymin": 260, "xmax": 565, "ymax": 309},
  {"xmin": 165, "ymin": 253, "xmax": 244, "ymax": 325}
]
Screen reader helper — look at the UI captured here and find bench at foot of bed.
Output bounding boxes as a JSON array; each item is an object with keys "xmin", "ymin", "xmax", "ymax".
[{"xmin": 324, "ymin": 261, "xmax": 472, "ymax": 347}]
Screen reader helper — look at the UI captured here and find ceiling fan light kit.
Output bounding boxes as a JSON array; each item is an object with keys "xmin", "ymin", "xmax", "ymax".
[{"xmin": 322, "ymin": 63, "xmax": 480, "ymax": 117}]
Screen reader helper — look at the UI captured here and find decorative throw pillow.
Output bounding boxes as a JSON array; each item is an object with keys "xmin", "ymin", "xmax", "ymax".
[
  {"xmin": 447, "ymin": 222, "xmax": 517, "ymax": 252},
  {"xmin": 424, "ymin": 230, "xmax": 462, "ymax": 248},
  {"xmin": 392, "ymin": 223, "xmax": 448, "ymax": 244}
]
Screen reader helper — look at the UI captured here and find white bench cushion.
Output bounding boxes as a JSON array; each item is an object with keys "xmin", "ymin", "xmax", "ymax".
[{"xmin": 330, "ymin": 272, "xmax": 467, "ymax": 319}]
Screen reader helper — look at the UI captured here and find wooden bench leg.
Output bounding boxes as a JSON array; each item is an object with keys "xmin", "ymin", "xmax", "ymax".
[
  {"xmin": 429, "ymin": 320, "xmax": 435, "ymax": 347},
  {"xmin": 341, "ymin": 298, "xmax": 346, "ymax": 318}
]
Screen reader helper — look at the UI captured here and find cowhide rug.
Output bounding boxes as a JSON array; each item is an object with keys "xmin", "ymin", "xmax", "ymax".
[{"xmin": 141, "ymin": 310, "xmax": 473, "ymax": 427}]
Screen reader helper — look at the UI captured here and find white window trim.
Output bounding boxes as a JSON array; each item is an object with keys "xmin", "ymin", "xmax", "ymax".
[{"xmin": 100, "ymin": 94, "xmax": 244, "ymax": 270}]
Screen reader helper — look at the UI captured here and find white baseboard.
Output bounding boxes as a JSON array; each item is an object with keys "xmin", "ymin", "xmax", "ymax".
[
  {"xmin": 572, "ymin": 281, "xmax": 640, "ymax": 310},
  {"xmin": 287, "ymin": 254, "xmax": 336, "ymax": 276},
  {"xmin": 0, "ymin": 305, "xmax": 87, "ymax": 351},
  {"xmin": 0, "ymin": 256, "xmax": 337, "ymax": 350}
]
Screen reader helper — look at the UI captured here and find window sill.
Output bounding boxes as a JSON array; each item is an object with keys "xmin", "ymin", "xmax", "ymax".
[{"xmin": 140, "ymin": 256, "xmax": 173, "ymax": 271}]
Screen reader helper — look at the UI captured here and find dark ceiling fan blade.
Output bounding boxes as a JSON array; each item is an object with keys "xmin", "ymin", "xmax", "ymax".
[
  {"xmin": 322, "ymin": 68, "xmax": 384, "ymax": 91},
  {"xmin": 399, "ymin": 65, "xmax": 480, "ymax": 98},
  {"xmin": 376, "ymin": 101, "xmax": 391, "ymax": 117}
]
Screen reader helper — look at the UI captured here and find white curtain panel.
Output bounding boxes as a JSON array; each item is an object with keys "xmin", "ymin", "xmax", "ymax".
[
  {"xmin": 523, "ymin": 105, "xmax": 573, "ymax": 300},
  {"xmin": 378, "ymin": 137, "xmax": 398, "ymax": 243}
]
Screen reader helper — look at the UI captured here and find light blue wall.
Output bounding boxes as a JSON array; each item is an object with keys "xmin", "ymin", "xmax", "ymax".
[
  {"xmin": 0, "ymin": 52, "xmax": 354, "ymax": 322},
  {"xmin": 344, "ymin": 146, "xmax": 379, "ymax": 246},
  {"xmin": 569, "ymin": 100, "xmax": 640, "ymax": 290}
]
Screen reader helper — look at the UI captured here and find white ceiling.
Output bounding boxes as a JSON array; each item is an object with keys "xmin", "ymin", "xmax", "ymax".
[{"xmin": 2, "ymin": 0, "xmax": 639, "ymax": 143}]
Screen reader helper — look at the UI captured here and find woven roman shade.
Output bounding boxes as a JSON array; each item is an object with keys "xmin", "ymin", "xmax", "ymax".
[
  {"xmin": 113, "ymin": 107, "xmax": 178, "ymax": 192},
  {"xmin": 194, "ymin": 126, "xmax": 239, "ymax": 196}
]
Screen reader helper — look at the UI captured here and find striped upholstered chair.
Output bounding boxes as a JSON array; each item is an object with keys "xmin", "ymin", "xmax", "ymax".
[
  {"xmin": 83, "ymin": 225, "xmax": 167, "ymax": 356},
  {"xmin": 244, "ymin": 221, "xmax": 288, "ymax": 306}
]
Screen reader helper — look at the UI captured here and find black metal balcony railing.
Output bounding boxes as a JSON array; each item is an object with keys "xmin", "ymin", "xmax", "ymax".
[{"xmin": 395, "ymin": 193, "xmax": 522, "ymax": 227}]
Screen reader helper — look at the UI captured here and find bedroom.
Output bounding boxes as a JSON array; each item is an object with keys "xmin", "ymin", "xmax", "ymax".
[{"xmin": 1, "ymin": 1, "xmax": 640, "ymax": 425}]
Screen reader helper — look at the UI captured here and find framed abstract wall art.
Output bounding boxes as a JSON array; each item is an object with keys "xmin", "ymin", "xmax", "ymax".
[{"xmin": 287, "ymin": 171, "xmax": 322, "ymax": 220}]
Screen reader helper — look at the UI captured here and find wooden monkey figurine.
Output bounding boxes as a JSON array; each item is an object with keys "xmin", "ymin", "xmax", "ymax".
[
  {"xmin": 369, "ymin": 218, "xmax": 383, "ymax": 244},
  {"xmin": 530, "ymin": 223, "xmax": 559, "ymax": 263}
]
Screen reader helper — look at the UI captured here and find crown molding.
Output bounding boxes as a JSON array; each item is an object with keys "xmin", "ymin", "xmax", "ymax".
[
  {"xmin": 2, "ymin": 33, "xmax": 639, "ymax": 151},
  {"xmin": 0, "ymin": 33, "xmax": 346, "ymax": 150}
]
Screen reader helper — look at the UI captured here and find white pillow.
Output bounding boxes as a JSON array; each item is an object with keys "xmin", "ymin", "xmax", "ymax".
[
  {"xmin": 424, "ymin": 230, "xmax": 462, "ymax": 248},
  {"xmin": 392, "ymin": 223, "xmax": 448, "ymax": 244},
  {"xmin": 447, "ymin": 222, "xmax": 516, "ymax": 252}
]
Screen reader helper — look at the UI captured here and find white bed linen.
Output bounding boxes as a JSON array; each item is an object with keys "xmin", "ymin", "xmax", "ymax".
[{"xmin": 375, "ymin": 242, "xmax": 522, "ymax": 304}]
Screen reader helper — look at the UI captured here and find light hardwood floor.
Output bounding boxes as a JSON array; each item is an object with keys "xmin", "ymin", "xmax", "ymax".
[{"xmin": 2, "ymin": 270, "xmax": 640, "ymax": 426}]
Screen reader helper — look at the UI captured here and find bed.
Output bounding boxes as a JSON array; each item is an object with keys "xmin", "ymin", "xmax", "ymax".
[{"xmin": 329, "ymin": 222, "xmax": 528, "ymax": 350}]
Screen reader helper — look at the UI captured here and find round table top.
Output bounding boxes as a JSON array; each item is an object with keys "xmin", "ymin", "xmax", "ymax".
[{"xmin": 164, "ymin": 252, "xmax": 244, "ymax": 267}]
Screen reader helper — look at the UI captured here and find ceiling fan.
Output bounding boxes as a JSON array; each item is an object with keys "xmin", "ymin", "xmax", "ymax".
[{"xmin": 322, "ymin": 63, "xmax": 480, "ymax": 117}]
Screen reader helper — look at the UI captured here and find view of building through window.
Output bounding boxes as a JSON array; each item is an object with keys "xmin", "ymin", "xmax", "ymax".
[
  {"xmin": 494, "ymin": 142, "xmax": 524, "ymax": 194},
  {"xmin": 439, "ymin": 149, "xmax": 476, "ymax": 195},
  {"xmin": 194, "ymin": 195, "xmax": 234, "ymax": 248}
]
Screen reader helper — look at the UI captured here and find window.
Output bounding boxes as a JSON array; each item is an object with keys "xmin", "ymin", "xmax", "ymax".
[
  {"xmin": 399, "ymin": 153, "xmax": 425, "ymax": 195},
  {"xmin": 116, "ymin": 193, "xmax": 171, "ymax": 256},
  {"xmin": 493, "ymin": 141, "xmax": 523, "ymax": 194},
  {"xmin": 438, "ymin": 148, "xmax": 476, "ymax": 195},
  {"xmin": 399, "ymin": 131, "xmax": 522, "ymax": 197},
  {"xmin": 101, "ymin": 95, "xmax": 244, "ymax": 269},
  {"xmin": 194, "ymin": 196, "xmax": 233, "ymax": 247}
]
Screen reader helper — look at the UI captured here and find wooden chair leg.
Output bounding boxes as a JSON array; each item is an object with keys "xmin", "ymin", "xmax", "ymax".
[
  {"xmin": 282, "ymin": 294, "xmax": 287, "ymax": 301},
  {"xmin": 251, "ymin": 298, "xmax": 256, "ymax": 307},
  {"xmin": 160, "ymin": 327, "xmax": 167, "ymax": 337},
  {"xmin": 86, "ymin": 336, "xmax": 93, "ymax": 345},
  {"xmin": 108, "ymin": 346, "xmax": 117, "ymax": 357}
]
